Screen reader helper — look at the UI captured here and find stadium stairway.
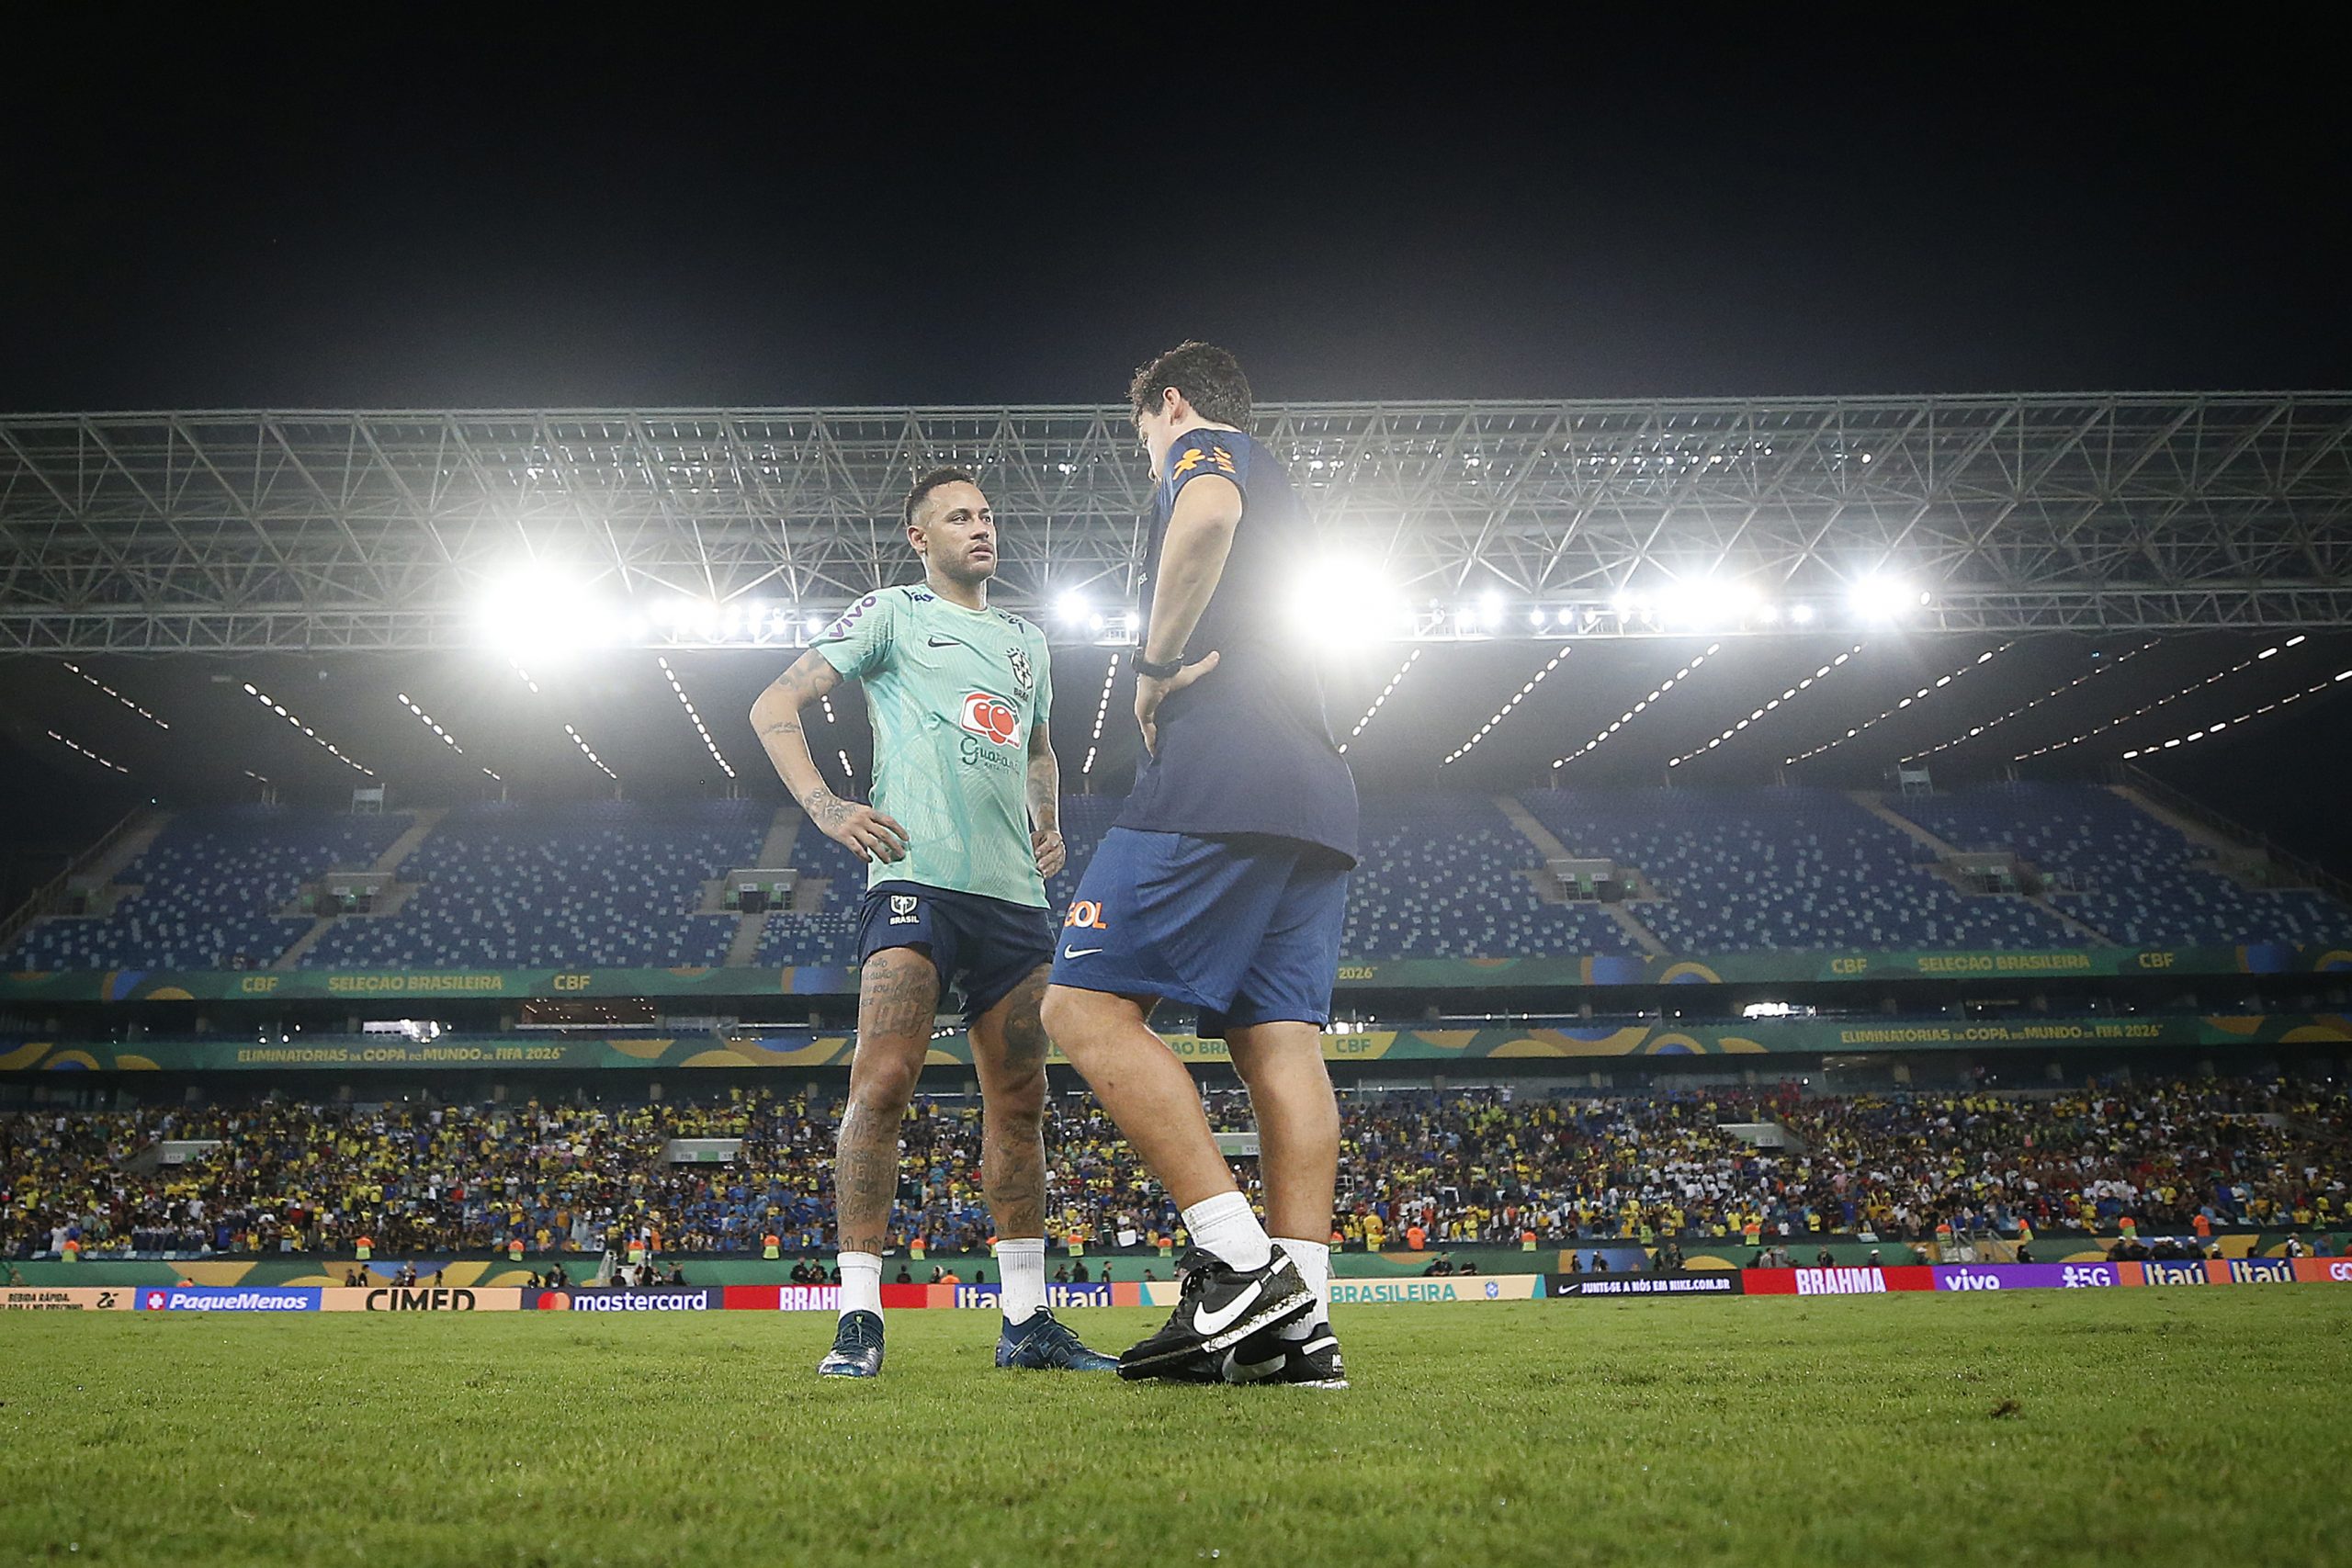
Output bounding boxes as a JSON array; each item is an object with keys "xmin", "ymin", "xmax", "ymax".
[
  {"xmin": 723, "ymin": 807, "xmax": 804, "ymax": 967},
  {"xmin": 1495, "ymin": 795, "xmax": 1668, "ymax": 956},
  {"xmin": 1850, "ymin": 792, "xmax": 2115, "ymax": 946},
  {"xmin": 372, "ymin": 808, "xmax": 447, "ymax": 874},
  {"xmin": 0, "ymin": 808, "xmax": 170, "ymax": 957},
  {"xmin": 271, "ymin": 807, "xmax": 449, "ymax": 970}
]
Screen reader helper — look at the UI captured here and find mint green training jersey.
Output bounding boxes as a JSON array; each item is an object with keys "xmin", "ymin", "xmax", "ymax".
[{"xmin": 811, "ymin": 584, "xmax": 1053, "ymax": 908}]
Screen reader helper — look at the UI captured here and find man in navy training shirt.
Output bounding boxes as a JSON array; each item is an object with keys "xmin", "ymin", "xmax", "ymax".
[{"xmin": 1042, "ymin": 342, "xmax": 1359, "ymax": 1389}]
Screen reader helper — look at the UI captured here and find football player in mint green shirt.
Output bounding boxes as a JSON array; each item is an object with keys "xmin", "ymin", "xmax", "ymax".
[{"xmin": 751, "ymin": 468, "xmax": 1114, "ymax": 1379}]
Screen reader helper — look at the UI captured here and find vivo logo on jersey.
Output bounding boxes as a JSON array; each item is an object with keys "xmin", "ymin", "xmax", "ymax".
[{"xmin": 961, "ymin": 692, "xmax": 1019, "ymax": 745}]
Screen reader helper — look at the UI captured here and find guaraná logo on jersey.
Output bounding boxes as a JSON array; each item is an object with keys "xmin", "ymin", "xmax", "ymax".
[{"xmin": 960, "ymin": 692, "xmax": 1019, "ymax": 745}]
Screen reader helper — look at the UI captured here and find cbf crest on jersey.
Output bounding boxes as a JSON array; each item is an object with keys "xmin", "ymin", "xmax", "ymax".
[{"xmin": 1007, "ymin": 645, "xmax": 1034, "ymax": 697}]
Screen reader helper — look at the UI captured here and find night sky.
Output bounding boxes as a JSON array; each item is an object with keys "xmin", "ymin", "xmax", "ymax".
[{"xmin": 4, "ymin": 17, "xmax": 2344, "ymax": 411}]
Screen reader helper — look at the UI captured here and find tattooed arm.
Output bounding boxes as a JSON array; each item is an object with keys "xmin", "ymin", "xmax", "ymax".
[
  {"xmin": 750, "ymin": 650, "xmax": 910, "ymax": 863},
  {"xmin": 1025, "ymin": 722, "xmax": 1064, "ymax": 878}
]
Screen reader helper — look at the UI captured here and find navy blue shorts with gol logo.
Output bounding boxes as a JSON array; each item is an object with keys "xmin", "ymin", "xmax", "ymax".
[
  {"xmin": 855, "ymin": 880, "xmax": 1055, "ymax": 1025},
  {"xmin": 1047, "ymin": 828, "xmax": 1351, "ymax": 1039}
]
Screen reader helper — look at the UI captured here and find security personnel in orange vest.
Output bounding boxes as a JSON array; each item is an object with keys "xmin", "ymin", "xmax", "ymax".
[
  {"xmin": 356, "ymin": 1235, "xmax": 374, "ymax": 1262},
  {"xmin": 508, "ymin": 1235, "xmax": 525, "ymax": 1263},
  {"xmin": 1521, "ymin": 1228, "xmax": 1539, "ymax": 1252},
  {"xmin": 763, "ymin": 1233, "xmax": 782, "ymax": 1260},
  {"xmin": 628, "ymin": 1235, "xmax": 646, "ymax": 1266}
]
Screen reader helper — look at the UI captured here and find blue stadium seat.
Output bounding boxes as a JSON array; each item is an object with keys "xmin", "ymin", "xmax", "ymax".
[
  {"xmin": 1887, "ymin": 783, "xmax": 2352, "ymax": 948},
  {"xmin": 2, "ymin": 807, "xmax": 406, "ymax": 971},
  {"xmin": 300, "ymin": 799, "xmax": 763, "ymax": 969},
  {"xmin": 1517, "ymin": 786, "xmax": 2082, "ymax": 952}
]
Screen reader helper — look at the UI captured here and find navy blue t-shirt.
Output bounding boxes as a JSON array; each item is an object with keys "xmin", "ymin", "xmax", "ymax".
[{"xmin": 1115, "ymin": 428, "xmax": 1360, "ymax": 864}]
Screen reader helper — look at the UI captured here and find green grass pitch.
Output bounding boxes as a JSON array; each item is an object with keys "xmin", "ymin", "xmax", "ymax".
[{"xmin": 3, "ymin": 1290, "xmax": 2347, "ymax": 1566}]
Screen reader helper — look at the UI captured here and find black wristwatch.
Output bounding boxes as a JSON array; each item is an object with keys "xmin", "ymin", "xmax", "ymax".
[{"xmin": 1133, "ymin": 653, "xmax": 1183, "ymax": 681}]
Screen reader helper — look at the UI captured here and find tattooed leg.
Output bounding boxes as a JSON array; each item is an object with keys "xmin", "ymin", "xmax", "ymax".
[
  {"xmin": 834, "ymin": 945, "xmax": 939, "ymax": 1255},
  {"xmin": 970, "ymin": 963, "xmax": 1051, "ymax": 1240}
]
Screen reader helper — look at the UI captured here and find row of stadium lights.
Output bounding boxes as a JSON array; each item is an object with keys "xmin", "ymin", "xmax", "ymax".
[
  {"xmin": 1340, "ymin": 649, "xmax": 1421, "ymax": 756},
  {"xmin": 62, "ymin": 662, "xmax": 168, "ymax": 729},
  {"xmin": 562, "ymin": 723, "xmax": 616, "ymax": 781},
  {"xmin": 239, "ymin": 683, "xmax": 372, "ymax": 775},
  {"xmin": 2123, "ymin": 666, "xmax": 2352, "ymax": 758},
  {"xmin": 46, "ymin": 728, "xmax": 128, "ymax": 774},
  {"xmin": 1557, "ymin": 645, "xmax": 1720, "ymax": 771},
  {"xmin": 1081, "ymin": 653, "xmax": 1120, "ymax": 777},
  {"xmin": 1902, "ymin": 640, "xmax": 2158, "ymax": 762},
  {"xmin": 2012, "ymin": 637, "xmax": 2308, "ymax": 761},
  {"xmin": 656, "ymin": 658, "xmax": 736, "ymax": 779},
  {"xmin": 1785, "ymin": 644, "xmax": 2009, "ymax": 765},
  {"xmin": 1668, "ymin": 646, "xmax": 1860, "ymax": 769},
  {"xmin": 1442, "ymin": 648, "xmax": 1569, "ymax": 767},
  {"xmin": 393, "ymin": 693, "xmax": 503, "ymax": 782}
]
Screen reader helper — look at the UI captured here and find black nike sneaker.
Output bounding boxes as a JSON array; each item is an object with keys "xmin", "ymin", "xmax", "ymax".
[
  {"xmin": 1223, "ymin": 1319, "xmax": 1348, "ymax": 1390},
  {"xmin": 1117, "ymin": 1247, "xmax": 1313, "ymax": 1380},
  {"xmin": 817, "ymin": 1309, "xmax": 884, "ymax": 1378}
]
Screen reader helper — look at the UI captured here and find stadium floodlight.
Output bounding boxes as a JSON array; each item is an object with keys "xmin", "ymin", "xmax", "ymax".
[
  {"xmin": 474, "ymin": 564, "xmax": 613, "ymax": 661},
  {"xmin": 1848, "ymin": 574, "xmax": 1928, "ymax": 623},
  {"xmin": 1479, "ymin": 592, "xmax": 1503, "ymax": 629},
  {"xmin": 1290, "ymin": 558, "xmax": 1407, "ymax": 646},
  {"xmin": 1791, "ymin": 604, "xmax": 1816, "ymax": 625},
  {"xmin": 1056, "ymin": 591, "xmax": 1092, "ymax": 626},
  {"xmin": 1662, "ymin": 578, "xmax": 1763, "ymax": 629}
]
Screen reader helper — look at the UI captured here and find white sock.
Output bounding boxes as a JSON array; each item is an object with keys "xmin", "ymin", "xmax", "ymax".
[
  {"xmin": 996, "ymin": 1237, "xmax": 1047, "ymax": 1325},
  {"xmin": 1272, "ymin": 1237, "xmax": 1330, "ymax": 1338},
  {"xmin": 837, "ymin": 1251, "xmax": 883, "ymax": 1318},
  {"xmin": 1181, "ymin": 1190, "xmax": 1272, "ymax": 1271}
]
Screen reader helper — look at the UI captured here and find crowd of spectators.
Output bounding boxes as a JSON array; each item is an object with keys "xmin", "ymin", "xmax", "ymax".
[{"xmin": 2, "ymin": 1077, "xmax": 2345, "ymax": 1260}]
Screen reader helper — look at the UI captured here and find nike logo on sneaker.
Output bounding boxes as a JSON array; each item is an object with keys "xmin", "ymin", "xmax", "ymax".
[
  {"xmin": 1061, "ymin": 946, "xmax": 1103, "ymax": 959},
  {"xmin": 1193, "ymin": 1280, "xmax": 1263, "ymax": 1337}
]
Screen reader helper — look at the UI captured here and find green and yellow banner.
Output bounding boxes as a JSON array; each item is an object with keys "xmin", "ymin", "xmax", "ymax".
[
  {"xmin": 6, "ymin": 1011, "xmax": 2345, "ymax": 1073},
  {"xmin": 3, "ymin": 942, "xmax": 2343, "ymax": 1005}
]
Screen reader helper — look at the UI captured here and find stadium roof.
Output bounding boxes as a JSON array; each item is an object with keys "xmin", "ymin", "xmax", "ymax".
[{"xmin": 3, "ymin": 392, "xmax": 2349, "ymax": 656}]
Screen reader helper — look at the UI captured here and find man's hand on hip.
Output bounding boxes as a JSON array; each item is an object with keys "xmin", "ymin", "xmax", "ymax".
[{"xmin": 1135, "ymin": 650, "xmax": 1220, "ymax": 756}]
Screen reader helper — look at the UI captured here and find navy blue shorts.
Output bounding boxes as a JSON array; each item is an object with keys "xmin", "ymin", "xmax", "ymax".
[
  {"xmin": 855, "ymin": 881, "xmax": 1054, "ymax": 1025},
  {"xmin": 1047, "ymin": 829, "xmax": 1351, "ymax": 1038}
]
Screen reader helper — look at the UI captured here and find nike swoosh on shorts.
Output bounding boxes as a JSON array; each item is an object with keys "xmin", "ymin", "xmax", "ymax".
[{"xmin": 1062, "ymin": 946, "xmax": 1102, "ymax": 959}]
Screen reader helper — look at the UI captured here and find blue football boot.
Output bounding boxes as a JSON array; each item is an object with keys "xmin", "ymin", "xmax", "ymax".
[
  {"xmin": 996, "ymin": 1308, "xmax": 1119, "ymax": 1371},
  {"xmin": 817, "ymin": 1310, "xmax": 885, "ymax": 1378}
]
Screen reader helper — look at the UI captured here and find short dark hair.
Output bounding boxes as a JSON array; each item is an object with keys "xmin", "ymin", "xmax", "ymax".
[
  {"xmin": 1128, "ymin": 341, "xmax": 1252, "ymax": 430},
  {"xmin": 901, "ymin": 467, "xmax": 978, "ymax": 530}
]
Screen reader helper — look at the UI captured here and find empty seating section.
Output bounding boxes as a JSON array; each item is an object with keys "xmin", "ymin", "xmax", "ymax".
[
  {"xmin": 301, "ymin": 801, "xmax": 762, "ymax": 968},
  {"xmin": 1888, "ymin": 784, "xmax": 2352, "ymax": 947},
  {"xmin": 14, "ymin": 787, "xmax": 2347, "ymax": 970},
  {"xmin": 1344, "ymin": 795, "xmax": 1640, "ymax": 957},
  {"xmin": 2, "ymin": 807, "xmax": 405, "ymax": 971},
  {"xmin": 1520, "ymin": 787, "xmax": 2078, "ymax": 951}
]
